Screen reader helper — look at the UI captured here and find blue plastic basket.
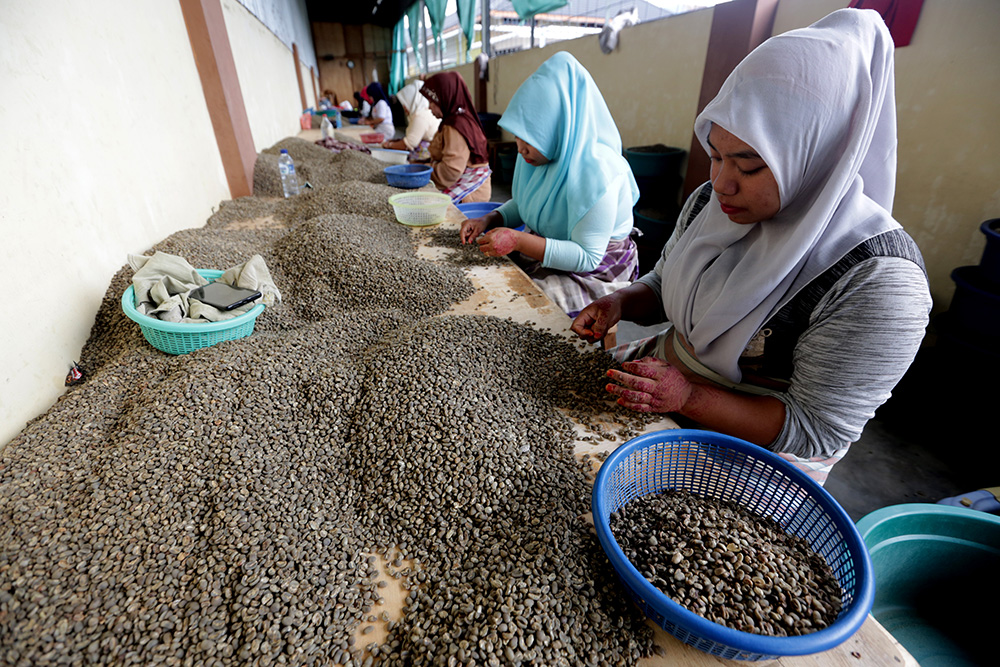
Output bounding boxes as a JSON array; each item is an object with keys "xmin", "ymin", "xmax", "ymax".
[
  {"xmin": 384, "ymin": 164, "xmax": 433, "ymax": 189},
  {"xmin": 121, "ymin": 269, "xmax": 265, "ymax": 355},
  {"xmin": 592, "ymin": 429, "xmax": 874, "ymax": 661},
  {"xmin": 455, "ymin": 201, "xmax": 502, "ymax": 218}
]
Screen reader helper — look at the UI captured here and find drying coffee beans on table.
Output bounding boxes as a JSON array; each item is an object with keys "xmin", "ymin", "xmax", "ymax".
[
  {"xmin": 610, "ymin": 490, "xmax": 843, "ymax": 637},
  {"xmin": 0, "ymin": 138, "xmax": 667, "ymax": 666}
]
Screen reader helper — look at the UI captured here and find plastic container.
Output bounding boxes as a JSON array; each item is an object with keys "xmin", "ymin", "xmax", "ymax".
[
  {"xmin": 369, "ymin": 148, "xmax": 410, "ymax": 165},
  {"xmin": 498, "ymin": 149, "xmax": 517, "ymax": 183},
  {"xmin": 384, "ymin": 164, "xmax": 433, "ymax": 189},
  {"xmin": 388, "ymin": 192, "xmax": 451, "ymax": 226},
  {"xmin": 856, "ymin": 503, "xmax": 1000, "ymax": 667},
  {"xmin": 979, "ymin": 218, "xmax": 1000, "ymax": 286},
  {"xmin": 278, "ymin": 149, "xmax": 300, "ymax": 198},
  {"xmin": 121, "ymin": 270, "xmax": 266, "ymax": 355},
  {"xmin": 478, "ymin": 112, "xmax": 502, "ymax": 141},
  {"xmin": 360, "ymin": 132, "xmax": 384, "ymax": 144},
  {"xmin": 455, "ymin": 201, "xmax": 502, "ymax": 219},
  {"xmin": 320, "ymin": 115, "xmax": 333, "ymax": 139},
  {"xmin": 948, "ymin": 266, "xmax": 1000, "ymax": 341},
  {"xmin": 624, "ymin": 145, "xmax": 686, "ymax": 179},
  {"xmin": 592, "ymin": 429, "xmax": 874, "ymax": 661}
]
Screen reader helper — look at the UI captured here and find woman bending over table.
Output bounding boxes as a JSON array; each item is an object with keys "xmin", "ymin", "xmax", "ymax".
[
  {"xmin": 571, "ymin": 9, "xmax": 932, "ymax": 483},
  {"xmin": 460, "ymin": 52, "xmax": 640, "ymax": 317},
  {"xmin": 419, "ymin": 72, "xmax": 492, "ymax": 204}
]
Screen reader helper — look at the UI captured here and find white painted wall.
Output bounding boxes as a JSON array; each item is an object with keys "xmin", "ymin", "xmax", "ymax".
[
  {"xmin": 223, "ymin": 0, "xmax": 311, "ymax": 151},
  {"xmin": 773, "ymin": 0, "xmax": 1000, "ymax": 315},
  {"xmin": 0, "ymin": 1, "xmax": 229, "ymax": 447},
  {"xmin": 0, "ymin": 0, "xmax": 311, "ymax": 449}
]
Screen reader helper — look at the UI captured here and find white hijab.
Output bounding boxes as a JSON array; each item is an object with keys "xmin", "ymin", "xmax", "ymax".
[
  {"xmin": 396, "ymin": 80, "xmax": 430, "ymax": 117},
  {"xmin": 660, "ymin": 8, "xmax": 900, "ymax": 383}
]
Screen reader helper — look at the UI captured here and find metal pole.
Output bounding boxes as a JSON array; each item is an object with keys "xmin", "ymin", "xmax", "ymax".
[
  {"xmin": 530, "ymin": 17, "xmax": 536, "ymax": 49},
  {"xmin": 421, "ymin": 1, "xmax": 429, "ymax": 73},
  {"xmin": 481, "ymin": 0, "xmax": 491, "ymax": 57}
]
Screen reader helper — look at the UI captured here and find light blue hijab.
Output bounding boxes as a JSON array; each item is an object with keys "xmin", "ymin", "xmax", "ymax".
[{"xmin": 498, "ymin": 52, "xmax": 638, "ymax": 239}]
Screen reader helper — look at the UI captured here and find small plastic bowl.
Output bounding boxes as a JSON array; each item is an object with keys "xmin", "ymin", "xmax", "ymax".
[
  {"xmin": 370, "ymin": 148, "xmax": 410, "ymax": 165},
  {"xmin": 384, "ymin": 164, "xmax": 432, "ymax": 189},
  {"xmin": 388, "ymin": 192, "xmax": 451, "ymax": 226},
  {"xmin": 360, "ymin": 132, "xmax": 384, "ymax": 144},
  {"xmin": 455, "ymin": 201, "xmax": 502, "ymax": 218},
  {"xmin": 348, "ymin": 117, "xmax": 360, "ymax": 125}
]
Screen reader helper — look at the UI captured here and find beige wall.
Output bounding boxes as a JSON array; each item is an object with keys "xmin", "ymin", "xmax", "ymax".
[
  {"xmin": 468, "ymin": 0, "xmax": 997, "ymax": 313},
  {"xmin": 774, "ymin": 0, "xmax": 1000, "ymax": 309},
  {"xmin": 223, "ymin": 0, "xmax": 311, "ymax": 152},
  {"xmin": 0, "ymin": 0, "xmax": 307, "ymax": 449}
]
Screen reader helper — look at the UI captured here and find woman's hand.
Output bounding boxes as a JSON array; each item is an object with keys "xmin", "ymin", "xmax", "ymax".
[
  {"xmin": 571, "ymin": 293, "xmax": 624, "ymax": 343},
  {"xmin": 606, "ymin": 357, "xmax": 692, "ymax": 413},
  {"xmin": 476, "ymin": 228, "xmax": 521, "ymax": 257},
  {"xmin": 460, "ymin": 216, "xmax": 491, "ymax": 244}
]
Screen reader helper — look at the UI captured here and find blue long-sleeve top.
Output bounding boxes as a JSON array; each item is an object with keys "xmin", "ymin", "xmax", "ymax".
[{"xmin": 495, "ymin": 171, "xmax": 635, "ymax": 273}]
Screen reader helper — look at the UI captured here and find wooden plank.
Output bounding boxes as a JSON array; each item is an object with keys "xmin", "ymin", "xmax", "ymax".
[
  {"xmin": 682, "ymin": 0, "xmax": 779, "ymax": 200},
  {"xmin": 179, "ymin": 0, "xmax": 256, "ymax": 198}
]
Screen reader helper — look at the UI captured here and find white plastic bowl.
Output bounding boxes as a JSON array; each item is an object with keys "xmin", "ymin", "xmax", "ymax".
[
  {"xmin": 369, "ymin": 148, "xmax": 409, "ymax": 164},
  {"xmin": 388, "ymin": 192, "xmax": 451, "ymax": 226}
]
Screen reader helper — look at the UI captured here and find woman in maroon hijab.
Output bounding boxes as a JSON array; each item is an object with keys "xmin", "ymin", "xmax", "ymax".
[{"xmin": 419, "ymin": 72, "xmax": 492, "ymax": 203}]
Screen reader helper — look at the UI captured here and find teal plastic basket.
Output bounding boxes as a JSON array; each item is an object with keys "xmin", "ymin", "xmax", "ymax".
[{"xmin": 121, "ymin": 269, "xmax": 265, "ymax": 355}]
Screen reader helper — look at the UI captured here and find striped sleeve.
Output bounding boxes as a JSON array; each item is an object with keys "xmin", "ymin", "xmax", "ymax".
[{"xmin": 770, "ymin": 256, "xmax": 931, "ymax": 458}]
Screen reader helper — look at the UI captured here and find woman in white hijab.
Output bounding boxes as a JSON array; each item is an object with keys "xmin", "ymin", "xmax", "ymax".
[
  {"xmin": 571, "ymin": 9, "xmax": 931, "ymax": 483},
  {"xmin": 382, "ymin": 80, "xmax": 440, "ymax": 156}
]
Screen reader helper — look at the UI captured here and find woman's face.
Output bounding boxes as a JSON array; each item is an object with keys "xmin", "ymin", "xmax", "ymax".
[
  {"xmin": 515, "ymin": 137, "xmax": 550, "ymax": 166},
  {"xmin": 708, "ymin": 125, "xmax": 780, "ymax": 224},
  {"xmin": 428, "ymin": 100, "xmax": 442, "ymax": 119}
]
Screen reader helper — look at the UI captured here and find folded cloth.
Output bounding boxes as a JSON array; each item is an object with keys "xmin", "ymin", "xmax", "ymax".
[{"xmin": 129, "ymin": 251, "xmax": 281, "ymax": 323}]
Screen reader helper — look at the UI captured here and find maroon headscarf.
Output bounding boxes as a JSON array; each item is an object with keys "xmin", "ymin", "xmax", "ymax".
[{"xmin": 420, "ymin": 72, "xmax": 489, "ymax": 164}]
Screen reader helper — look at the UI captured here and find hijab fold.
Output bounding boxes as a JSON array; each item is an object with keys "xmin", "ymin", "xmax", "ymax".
[
  {"xmin": 396, "ymin": 80, "xmax": 430, "ymax": 116},
  {"xmin": 420, "ymin": 72, "xmax": 489, "ymax": 164},
  {"xmin": 498, "ymin": 52, "xmax": 639, "ymax": 239},
  {"xmin": 659, "ymin": 8, "xmax": 900, "ymax": 382}
]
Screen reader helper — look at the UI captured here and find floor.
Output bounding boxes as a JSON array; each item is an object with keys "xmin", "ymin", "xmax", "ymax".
[{"xmin": 488, "ymin": 179, "xmax": 988, "ymax": 523}]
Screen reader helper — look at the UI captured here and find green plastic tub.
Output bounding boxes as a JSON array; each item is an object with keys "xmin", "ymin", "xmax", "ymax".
[{"xmin": 856, "ymin": 504, "xmax": 1000, "ymax": 666}]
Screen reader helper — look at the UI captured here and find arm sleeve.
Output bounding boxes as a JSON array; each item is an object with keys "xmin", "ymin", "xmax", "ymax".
[
  {"xmin": 402, "ymin": 113, "xmax": 430, "ymax": 150},
  {"xmin": 430, "ymin": 126, "xmax": 470, "ymax": 190},
  {"xmin": 541, "ymin": 184, "xmax": 622, "ymax": 272},
  {"xmin": 497, "ymin": 199, "xmax": 523, "ymax": 228},
  {"xmin": 769, "ymin": 257, "xmax": 931, "ymax": 458}
]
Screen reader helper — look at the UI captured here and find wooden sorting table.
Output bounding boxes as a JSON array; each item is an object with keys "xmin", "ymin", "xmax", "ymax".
[{"xmin": 298, "ymin": 130, "xmax": 915, "ymax": 666}]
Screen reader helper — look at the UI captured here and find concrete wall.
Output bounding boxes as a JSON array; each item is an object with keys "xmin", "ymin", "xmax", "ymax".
[
  {"xmin": 773, "ymin": 0, "xmax": 1000, "ymax": 320},
  {"xmin": 224, "ymin": 0, "xmax": 315, "ymax": 152},
  {"xmin": 0, "ymin": 0, "xmax": 311, "ymax": 449}
]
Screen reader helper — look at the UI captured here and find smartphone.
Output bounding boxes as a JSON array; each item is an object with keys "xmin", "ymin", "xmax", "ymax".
[{"xmin": 189, "ymin": 282, "xmax": 262, "ymax": 311}]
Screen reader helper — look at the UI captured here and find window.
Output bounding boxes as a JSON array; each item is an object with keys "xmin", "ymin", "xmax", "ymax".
[{"xmin": 404, "ymin": 0, "xmax": 731, "ymax": 75}]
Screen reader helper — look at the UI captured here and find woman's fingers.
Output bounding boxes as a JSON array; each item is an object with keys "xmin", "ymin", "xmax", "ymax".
[
  {"xmin": 605, "ymin": 381, "xmax": 654, "ymax": 412},
  {"xmin": 606, "ymin": 369, "xmax": 656, "ymax": 395}
]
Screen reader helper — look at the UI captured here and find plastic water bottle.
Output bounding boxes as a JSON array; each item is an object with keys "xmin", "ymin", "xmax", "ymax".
[
  {"xmin": 321, "ymin": 114, "xmax": 333, "ymax": 139},
  {"xmin": 278, "ymin": 149, "xmax": 300, "ymax": 198}
]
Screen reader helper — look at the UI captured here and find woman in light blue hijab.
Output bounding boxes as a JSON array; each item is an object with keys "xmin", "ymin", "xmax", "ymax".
[{"xmin": 459, "ymin": 52, "xmax": 640, "ymax": 317}]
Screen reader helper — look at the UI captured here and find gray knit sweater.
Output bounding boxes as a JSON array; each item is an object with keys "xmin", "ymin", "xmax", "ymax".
[{"xmin": 636, "ymin": 189, "xmax": 932, "ymax": 459}]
